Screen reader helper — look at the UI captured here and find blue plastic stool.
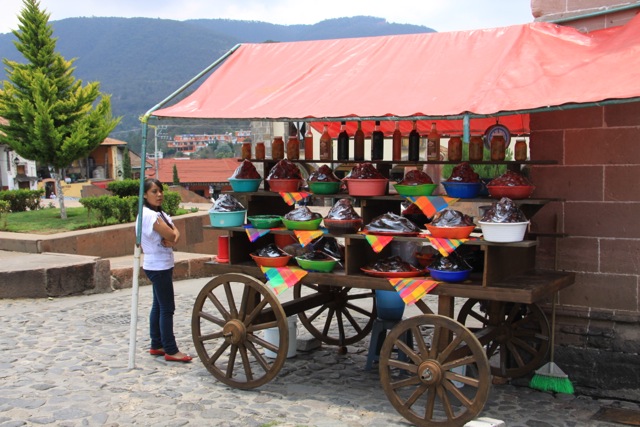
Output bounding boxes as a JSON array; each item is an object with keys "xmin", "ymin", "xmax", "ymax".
[{"xmin": 365, "ymin": 317, "xmax": 413, "ymax": 371}]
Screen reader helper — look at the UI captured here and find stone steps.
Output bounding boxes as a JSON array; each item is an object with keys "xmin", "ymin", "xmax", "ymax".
[{"xmin": 0, "ymin": 250, "xmax": 214, "ymax": 298}]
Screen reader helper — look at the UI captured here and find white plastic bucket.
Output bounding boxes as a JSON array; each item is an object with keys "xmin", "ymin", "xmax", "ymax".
[{"xmin": 264, "ymin": 316, "xmax": 297, "ymax": 358}]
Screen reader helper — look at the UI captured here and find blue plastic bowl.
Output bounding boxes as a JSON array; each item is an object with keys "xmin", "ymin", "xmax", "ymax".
[
  {"xmin": 428, "ymin": 268, "xmax": 472, "ymax": 283},
  {"xmin": 442, "ymin": 181, "xmax": 482, "ymax": 198},
  {"xmin": 208, "ymin": 210, "xmax": 246, "ymax": 227},
  {"xmin": 375, "ymin": 290, "xmax": 406, "ymax": 320},
  {"xmin": 228, "ymin": 178, "xmax": 262, "ymax": 192}
]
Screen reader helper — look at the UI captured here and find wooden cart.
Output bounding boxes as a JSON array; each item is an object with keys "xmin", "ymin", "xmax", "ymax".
[{"xmin": 191, "ymin": 187, "xmax": 574, "ymax": 426}]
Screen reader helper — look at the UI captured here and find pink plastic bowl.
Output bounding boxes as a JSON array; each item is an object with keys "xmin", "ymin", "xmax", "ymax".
[{"xmin": 343, "ymin": 178, "xmax": 388, "ymax": 196}]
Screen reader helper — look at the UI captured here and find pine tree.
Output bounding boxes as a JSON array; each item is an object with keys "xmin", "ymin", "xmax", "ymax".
[
  {"xmin": 122, "ymin": 148, "xmax": 132, "ymax": 179},
  {"xmin": 0, "ymin": 0, "xmax": 120, "ymax": 219},
  {"xmin": 172, "ymin": 164, "xmax": 180, "ymax": 185}
]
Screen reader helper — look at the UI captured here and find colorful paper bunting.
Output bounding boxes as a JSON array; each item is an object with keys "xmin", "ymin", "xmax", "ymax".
[
  {"xmin": 245, "ymin": 227, "xmax": 271, "ymax": 242},
  {"xmin": 364, "ymin": 234, "xmax": 394, "ymax": 253},
  {"xmin": 428, "ymin": 237, "xmax": 469, "ymax": 256},
  {"xmin": 260, "ymin": 266, "xmax": 308, "ymax": 295},
  {"xmin": 389, "ymin": 277, "xmax": 439, "ymax": 305},
  {"xmin": 294, "ymin": 229, "xmax": 325, "ymax": 246},
  {"xmin": 406, "ymin": 195, "xmax": 458, "ymax": 218},
  {"xmin": 279, "ymin": 191, "xmax": 311, "ymax": 206}
]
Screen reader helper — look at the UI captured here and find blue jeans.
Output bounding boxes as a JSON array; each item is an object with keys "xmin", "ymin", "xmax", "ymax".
[{"xmin": 144, "ymin": 268, "xmax": 178, "ymax": 355}]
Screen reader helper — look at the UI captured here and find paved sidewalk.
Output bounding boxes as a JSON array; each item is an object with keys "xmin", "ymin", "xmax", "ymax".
[{"xmin": 1, "ymin": 277, "xmax": 634, "ymax": 426}]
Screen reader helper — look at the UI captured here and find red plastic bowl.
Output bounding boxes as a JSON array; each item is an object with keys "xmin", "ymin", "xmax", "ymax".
[
  {"xmin": 426, "ymin": 224, "xmax": 475, "ymax": 239},
  {"xmin": 343, "ymin": 178, "xmax": 388, "ymax": 196},
  {"xmin": 487, "ymin": 185, "xmax": 535, "ymax": 200},
  {"xmin": 250, "ymin": 253, "xmax": 292, "ymax": 267},
  {"xmin": 267, "ymin": 178, "xmax": 301, "ymax": 192}
]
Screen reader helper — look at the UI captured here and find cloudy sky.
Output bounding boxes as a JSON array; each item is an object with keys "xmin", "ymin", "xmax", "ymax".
[{"xmin": 1, "ymin": 0, "xmax": 533, "ymax": 35}]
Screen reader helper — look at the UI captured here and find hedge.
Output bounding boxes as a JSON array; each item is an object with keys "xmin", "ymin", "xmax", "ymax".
[{"xmin": 0, "ymin": 189, "xmax": 44, "ymax": 212}]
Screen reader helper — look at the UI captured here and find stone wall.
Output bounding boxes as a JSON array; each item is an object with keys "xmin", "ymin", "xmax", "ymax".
[
  {"xmin": 529, "ymin": 96, "xmax": 640, "ymax": 400},
  {"xmin": 526, "ymin": 0, "xmax": 640, "ymax": 400}
]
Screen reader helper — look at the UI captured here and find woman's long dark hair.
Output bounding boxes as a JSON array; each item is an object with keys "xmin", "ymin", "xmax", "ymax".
[{"xmin": 143, "ymin": 178, "xmax": 173, "ymax": 229}]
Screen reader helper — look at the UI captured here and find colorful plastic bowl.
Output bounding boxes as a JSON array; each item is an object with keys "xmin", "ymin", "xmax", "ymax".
[
  {"xmin": 295, "ymin": 256, "xmax": 338, "ymax": 273},
  {"xmin": 250, "ymin": 253, "xmax": 292, "ymax": 268},
  {"xmin": 308, "ymin": 181, "xmax": 341, "ymax": 195},
  {"xmin": 442, "ymin": 181, "xmax": 482, "ymax": 198},
  {"xmin": 247, "ymin": 215, "xmax": 283, "ymax": 229},
  {"xmin": 267, "ymin": 179, "xmax": 301, "ymax": 192},
  {"xmin": 478, "ymin": 221, "xmax": 530, "ymax": 243},
  {"xmin": 487, "ymin": 185, "xmax": 535, "ymax": 200},
  {"xmin": 393, "ymin": 183, "xmax": 437, "ymax": 196},
  {"xmin": 428, "ymin": 268, "xmax": 472, "ymax": 283},
  {"xmin": 323, "ymin": 218, "xmax": 363, "ymax": 235},
  {"xmin": 344, "ymin": 178, "xmax": 388, "ymax": 196},
  {"xmin": 208, "ymin": 210, "xmax": 246, "ymax": 227},
  {"xmin": 426, "ymin": 224, "xmax": 476, "ymax": 239},
  {"xmin": 228, "ymin": 178, "xmax": 262, "ymax": 192},
  {"xmin": 281, "ymin": 217, "xmax": 323, "ymax": 230}
]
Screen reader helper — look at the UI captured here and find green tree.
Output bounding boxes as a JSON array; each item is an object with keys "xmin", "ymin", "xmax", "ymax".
[
  {"xmin": 172, "ymin": 164, "xmax": 180, "ymax": 185},
  {"xmin": 122, "ymin": 147, "xmax": 132, "ymax": 179},
  {"xmin": 0, "ymin": 0, "xmax": 120, "ymax": 219}
]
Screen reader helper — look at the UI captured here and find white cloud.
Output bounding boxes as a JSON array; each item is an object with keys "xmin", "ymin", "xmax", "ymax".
[{"xmin": 1, "ymin": 0, "xmax": 532, "ymax": 35}]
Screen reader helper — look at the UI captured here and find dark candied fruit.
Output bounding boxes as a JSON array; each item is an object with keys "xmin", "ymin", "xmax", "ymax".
[
  {"xmin": 308, "ymin": 165, "xmax": 340, "ymax": 182},
  {"xmin": 431, "ymin": 209, "xmax": 475, "ymax": 227},
  {"xmin": 488, "ymin": 170, "xmax": 532, "ymax": 187},
  {"xmin": 211, "ymin": 194, "xmax": 245, "ymax": 212},
  {"xmin": 267, "ymin": 159, "xmax": 303, "ymax": 180},
  {"xmin": 480, "ymin": 197, "xmax": 527, "ymax": 223},
  {"xmin": 446, "ymin": 161, "xmax": 480, "ymax": 183},
  {"xmin": 399, "ymin": 169, "xmax": 434, "ymax": 185},
  {"xmin": 326, "ymin": 199, "xmax": 361, "ymax": 220},
  {"xmin": 283, "ymin": 206, "xmax": 322, "ymax": 221},
  {"xmin": 255, "ymin": 243, "xmax": 286, "ymax": 258},
  {"xmin": 367, "ymin": 256, "xmax": 415, "ymax": 272},
  {"xmin": 365, "ymin": 212, "xmax": 421, "ymax": 233},
  {"xmin": 230, "ymin": 160, "xmax": 261, "ymax": 179},
  {"xmin": 345, "ymin": 162, "xmax": 385, "ymax": 179},
  {"xmin": 310, "ymin": 236, "xmax": 344, "ymax": 260},
  {"xmin": 429, "ymin": 252, "xmax": 472, "ymax": 271}
]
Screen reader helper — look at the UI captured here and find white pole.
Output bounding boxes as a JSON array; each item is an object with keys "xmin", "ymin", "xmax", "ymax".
[{"xmin": 128, "ymin": 244, "xmax": 142, "ymax": 369}]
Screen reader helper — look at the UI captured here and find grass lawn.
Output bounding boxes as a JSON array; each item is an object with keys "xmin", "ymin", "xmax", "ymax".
[
  {"xmin": 3, "ymin": 206, "xmax": 192, "ymax": 234},
  {"xmin": 3, "ymin": 207, "xmax": 116, "ymax": 234}
]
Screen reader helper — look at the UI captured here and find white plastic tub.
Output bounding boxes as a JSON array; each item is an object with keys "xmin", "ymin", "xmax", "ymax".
[
  {"xmin": 478, "ymin": 221, "xmax": 529, "ymax": 243},
  {"xmin": 264, "ymin": 316, "xmax": 297, "ymax": 358}
]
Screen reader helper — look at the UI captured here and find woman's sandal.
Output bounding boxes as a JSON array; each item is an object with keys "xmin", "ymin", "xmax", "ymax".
[
  {"xmin": 149, "ymin": 348, "xmax": 165, "ymax": 356},
  {"xmin": 164, "ymin": 353, "xmax": 192, "ymax": 363}
]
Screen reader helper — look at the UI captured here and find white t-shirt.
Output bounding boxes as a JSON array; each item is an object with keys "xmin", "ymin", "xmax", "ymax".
[{"xmin": 136, "ymin": 206, "xmax": 175, "ymax": 270}]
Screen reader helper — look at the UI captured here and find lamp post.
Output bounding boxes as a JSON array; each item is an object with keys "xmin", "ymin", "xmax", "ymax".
[{"xmin": 148, "ymin": 125, "xmax": 167, "ymax": 178}]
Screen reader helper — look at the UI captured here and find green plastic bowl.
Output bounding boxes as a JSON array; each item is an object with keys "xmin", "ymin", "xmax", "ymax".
[
  {"xmin": 281, "ymin": 217, "xmax": 323, "ymax": 230},
  {"xmin": 308, "ymin": 181, "xmax": 341, "ymax": 195},
  {"xmin": 393, "ymin": 183, "xmax": 438, "ymax": 196},
  {"xmin": 295, "ymin": 256, "xmax": 338, "ymax": 273},
  {"xmin": 247, "ymin": 215, "xmax": 283, "ymax": 229}
]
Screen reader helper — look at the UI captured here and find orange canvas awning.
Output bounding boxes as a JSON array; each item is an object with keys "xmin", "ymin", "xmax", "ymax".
[{"xmin": 153, "ymin": 14, "xmax": 640, "ymax": 125}]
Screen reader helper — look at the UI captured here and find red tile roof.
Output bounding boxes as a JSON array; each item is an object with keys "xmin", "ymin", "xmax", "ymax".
[{"xmin": 146, "ymin": 157, "xmax": 241, "ymax": 184}]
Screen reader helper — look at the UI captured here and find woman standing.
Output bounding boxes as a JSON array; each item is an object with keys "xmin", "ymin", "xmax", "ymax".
[{"xmin": 137, "ymin": 178, "xmax": 192, "ymax": 363}]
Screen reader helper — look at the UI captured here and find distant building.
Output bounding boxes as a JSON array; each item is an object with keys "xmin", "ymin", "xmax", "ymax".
[
  {"xmin": 167, "ymin": 131, "xmax": 251, "ymax": 155},
  {"xmin": 0, "ymin": 117, "xmax": 39, "ymax": 190}
]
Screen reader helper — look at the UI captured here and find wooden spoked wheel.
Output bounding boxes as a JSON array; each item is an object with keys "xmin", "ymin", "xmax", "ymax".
[
  {"xmin": 379, "ymin": 314, "xmax": 491, "ymax": 427},
  {"xmin": 457, "ymin": 299, "xmax": 550, "ymax": 378},
  {"xmin": 293, "ymin": 283, "xmax": 376, "ymax": 347},
  {"xmin": 191, "ymin": 273, "xmax": 288, "ymax": 389}
]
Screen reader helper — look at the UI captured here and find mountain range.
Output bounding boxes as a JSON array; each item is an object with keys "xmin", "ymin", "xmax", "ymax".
[{"xmin": 0, "ymin": 16, "xmax": 434, "ymax": 152}]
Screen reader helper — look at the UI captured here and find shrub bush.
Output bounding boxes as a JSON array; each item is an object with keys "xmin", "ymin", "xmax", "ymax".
[
  {"xmin": 107, "ymin": 179, "xmax": 141, "ymax": 197},
  {"xmin": 79, "ymin": 188, "xmax": 181, "ymax": 225},
  {"xmin": 0, "ymin": 189, "xmax": 44, "ymax": 212}
]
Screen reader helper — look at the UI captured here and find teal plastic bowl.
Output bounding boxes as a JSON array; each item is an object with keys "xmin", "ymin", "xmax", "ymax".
[
  {"xmin": 281, "ymin": 217, "xmax": 323, "ymax": 230},
  {"xmin": 208, "ymin": 210, "xmax": 246, "ymax": 227},
  {"xmin": 308, "ymin": 181, "xmax": 341, "ymax": 195},
  {"xmin": 442, "ymin": 181, "xmax": 482, "ymax": 198},
  {"xmin": 228, "ymin": 178, "xmax": 262, "ymax": 192},
  {"xmin": 393, "ymin": 183, "xmax": 437, "ymax": 196},
  {"xmin": 295, "ymin": 256, "xmax": 338, "ymax": 273}
]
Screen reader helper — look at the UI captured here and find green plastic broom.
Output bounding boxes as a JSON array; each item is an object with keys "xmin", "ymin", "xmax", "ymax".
[{"xmin": 529, "ymin": 294, "xmax": 574, "ymax": 394}]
